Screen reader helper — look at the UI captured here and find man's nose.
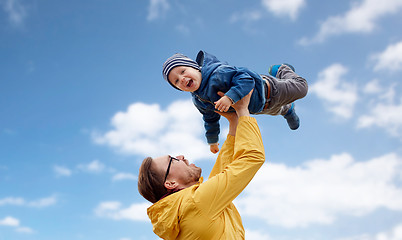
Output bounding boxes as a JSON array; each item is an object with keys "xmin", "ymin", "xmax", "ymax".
[{"xmin": 176, "ymin": 155, "xmax": 185, "ymax": 160}]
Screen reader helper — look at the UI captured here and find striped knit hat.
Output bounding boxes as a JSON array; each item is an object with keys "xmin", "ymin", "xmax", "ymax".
[{"xmin": 162, "ymin": 53, "xmax": 200, "ymax": 89}]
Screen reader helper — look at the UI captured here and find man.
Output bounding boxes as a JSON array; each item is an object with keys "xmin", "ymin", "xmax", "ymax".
[{"xmin": 138, "ymin": 90, "xmax": 265, "ymax": 239}]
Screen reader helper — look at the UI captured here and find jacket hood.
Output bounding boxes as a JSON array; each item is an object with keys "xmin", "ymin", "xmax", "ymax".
[
  {"xmin": 147, "ymin": 195, "xmax": 181, "ymax": 239},
  {"xmin": 195, "ymin": 50, "xmax": 225, "ymax": 93},
  {"xmin": 147, "ymin": 178, "xmax": 204, "ymax": 239}
]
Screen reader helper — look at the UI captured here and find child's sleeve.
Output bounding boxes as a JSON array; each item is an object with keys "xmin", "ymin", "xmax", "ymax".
[
  {"xmin": 192, "ymin": 97, "xmax": 221, "ymax": 144},
  {"xmin": 210, "ymin": 66, "xmax": 256, "ymax": 105},
  {"xmin": 224, "ymin": 70, "xmax": 255, "ymax": 104},
  {"xmin": 203, "ymin": 112, "xmax": 220, "ymax": 144}
]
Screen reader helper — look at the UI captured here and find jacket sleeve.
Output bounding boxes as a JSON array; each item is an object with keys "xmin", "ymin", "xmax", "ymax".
[
  {"xmin": 224, "ymin": 69, "xmax": 255, "ymax": 104},
  {"xmin": 208, "ymin": 134, "xmax": 235, "ymax": 178},
  {"xmin": 192, "ymin": 96, "xmax": 221, "ymax": 144},
  {"xmin": 194, "ymin": 116, "xmax": 265, "ymax": 219}
]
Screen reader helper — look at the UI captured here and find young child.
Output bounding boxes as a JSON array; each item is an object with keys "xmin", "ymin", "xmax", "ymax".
[{"xmin": 162, "ymin": 50, "xmax": 308, "ymax": 153}]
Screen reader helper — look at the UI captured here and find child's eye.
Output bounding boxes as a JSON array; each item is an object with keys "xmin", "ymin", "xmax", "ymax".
[
  {"xmin": 175, "ymin": 79, "xmax": 179, "ymax": 84},
  {"xmin": 181, "ymin": 69, "xmax": 185, "ymax": 74}
]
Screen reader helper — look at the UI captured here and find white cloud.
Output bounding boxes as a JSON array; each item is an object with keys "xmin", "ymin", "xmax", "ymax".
[
  {"xmin": 0, "ymin": 216, "xmax": 33, "ymax": 234},
  {"xmin": 0, "ymin": 197, "xmax": 24, "ymax": 206},
  {"xmin": 77, "ymin": 160, "xmax": 105, "ymax": 173},
  {"xmin": 363, "ymin": 79, "xmax": 382, "ymax": 94},
  {"xmin": 357, "ymin": 84, "xmax": 402, "ymax": 138},
  {"xmin": 112, "ymin": 172, "xmax": 137, "ymax": 182},
  {"xmin": 28, "ymin": 196, "xmax": 57, "ymax": 208},
  {"xmin": 245, "ymin": 228, "xmax": 272, "ymax": 240},
  {"xmin": 337, "ymin": 223, "xmax": 402, "ymax": 240},
  {"xmin": 0, "ymin": 216, "xmax": 19, "ymax": 226},
  {"xmin": 94, "ymin": 201, "xmax": 150, "ymax": 222},
  {"xmin": 230, "ymin": 0, "xmax": 304, "ymax": 25},
  {"xmin": 16, "ymin": 226, "xmax": 34, "ymax": 233},
  {"xmin": 299, "ymin": 0, "xmax": 402, "ymax": 45},
  {"xmin": 236, "ymin": 152, "xmax": 402, "ymax": 228},
  {"xmin": 371, "ymin": 41, "xmax": 402, "ymax": 72},
  {"xmin": 0, "ymin": 196, "xmax": 56, "ymax": 208},
  {"xmin": 93, "ymin": 100, "xmax": 212, "ymax": 161},
  {"xmin": 261, "ymin": 0, "xmax": 305, "ymax": 20},
  {"xmin": 309, "ymin": 64, "xmax": 358, "ymax": 119},
  {"xmin": 175, "ymin": 24, "xmax": 190, "ymax": 35},
  {"xmin": 53, "ymin": 165, "xmax": 72, "ymax": 177},
  {"xmin": 230, "ymin": 10, "xmax": 263, "ymax": 23},
  {"xmin": 1, "ymin": 0, "xmax": 27, "ymax": 27},
  {"xmin": 147, "ymin": 0, "xmax": 169, "ymax": 21}
]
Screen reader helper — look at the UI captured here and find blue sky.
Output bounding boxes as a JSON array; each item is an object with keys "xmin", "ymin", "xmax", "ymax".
[{"xmin": 1, "ymin": 0, "xmax": 402, "ymax": 239}]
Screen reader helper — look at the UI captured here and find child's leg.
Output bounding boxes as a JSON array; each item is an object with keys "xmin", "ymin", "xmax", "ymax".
[
  {"xmin": 275, "ymin": 64, "xmax": 308, "ymax": 104},
  {"xmin": 259, "ymin": 65, "xmax": 308, "ymax": 129},
  {"xmin": 261, "ymin": 66, "xmax": 307, "ymax": 114},
  {"xmin": 279, "ymin": 103, "xmax": 292, "ymax": 115}
]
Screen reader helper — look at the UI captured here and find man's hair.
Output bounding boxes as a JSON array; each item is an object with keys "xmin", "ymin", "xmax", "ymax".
[{"xmin": 138, "ymin": 157, "xmax": 169, "ymax": 203}]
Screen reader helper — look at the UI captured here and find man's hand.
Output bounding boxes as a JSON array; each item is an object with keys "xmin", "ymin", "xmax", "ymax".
[
  {"xmin": 214, "ymin": 95, "xmax": 232, "ymax": 112},
  {"xmin": 210, "ymin": 143, "xmax": 219, "ymax": 154},
  {"xmin": 216, "ymin": 92, "xmax": 239, "ymax": 136},
  {"xmin": 232, "ymin": 89, "xmax": 252, "ymax": 117}
]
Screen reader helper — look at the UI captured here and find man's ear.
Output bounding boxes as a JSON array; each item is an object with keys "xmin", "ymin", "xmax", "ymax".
[{"xmin": 164, "ymin": 180, "xmax": 178, "ymax": 190}]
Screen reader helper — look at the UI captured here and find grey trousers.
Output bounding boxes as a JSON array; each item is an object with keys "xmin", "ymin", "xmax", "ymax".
[{"xmin": 257, "ymin": 65, "xmax": 308, "ymax": 116}]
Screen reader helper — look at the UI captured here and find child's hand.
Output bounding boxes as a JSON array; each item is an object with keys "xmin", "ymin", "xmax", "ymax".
[
  {"xmin": 214, "ymin": 95, "xmax": 232, "ymax": 112},
  {"xmin": 210, "ymin": 143, "xmax": 219, "ymax": 154}
]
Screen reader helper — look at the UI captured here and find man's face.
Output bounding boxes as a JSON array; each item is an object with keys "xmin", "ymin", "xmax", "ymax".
[
  {"xmin": 168, "ymin": 66, "xmax": 202, "ymax": 92},
  {"xmin": 153, "ymin": 155, "xmax": 202, "ymax": 187}
]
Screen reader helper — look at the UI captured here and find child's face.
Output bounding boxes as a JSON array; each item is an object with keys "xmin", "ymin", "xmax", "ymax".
[{"xmin": 168, "ymin": 66, "xmax": 202, "ymax": 92}]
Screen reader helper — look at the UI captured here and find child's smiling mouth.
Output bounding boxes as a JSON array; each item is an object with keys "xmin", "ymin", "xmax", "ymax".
[{"xmin": 186, "ymin": 80, "xmax": 193, "ymax": 88}]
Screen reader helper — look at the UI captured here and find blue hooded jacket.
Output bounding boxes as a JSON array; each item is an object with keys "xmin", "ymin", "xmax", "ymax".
[{"xmin": 192, "ymin": 50, "xmax": 266, "ymax": 144}]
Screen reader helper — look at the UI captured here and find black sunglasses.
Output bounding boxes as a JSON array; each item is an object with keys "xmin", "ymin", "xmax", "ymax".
[{"xmin": 164, "ymin": 156, "xmax": 180, "ymax": 183}]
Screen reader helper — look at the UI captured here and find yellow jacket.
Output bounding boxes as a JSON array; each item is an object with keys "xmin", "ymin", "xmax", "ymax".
[{"xmin": 147, "ymin": 117, "xmax": 265, "ymax": 239}]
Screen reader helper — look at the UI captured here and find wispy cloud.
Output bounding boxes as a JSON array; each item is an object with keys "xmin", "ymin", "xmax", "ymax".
[
  {"xmin": 261, "ymin": 0, "xmax": 305, "ymax": 20},
  {"xmin": 371, "ymin": 40, "xmax": 402, "ymax": 72},
  {"xmin": 147, "ymin": 0, "xmax": 169, "ymax": 21},
  {"xmin": 245, "ymin": 228, "xmax": 272, "ymax": 240},
  {"xmin": 27, "ymin": 196, "xmax": 57, "ymax": 208},
  {"xmin": 357, "ymin": 81, "xmax": 402, "ymax": 139},
  {"xmin": 0, "ymin": 216, "xmax": 34, "ymax": 234},
  {"xmin": 1, "ymin": 0, "xmax": 27, "ymax": 27},
  {"xmin": 236, "ymin": 152, "xmax": 402, "ymax": 228},
  {"xmin": 93, "ymin": 100, "xmax": 212, "ymax": 161},
  {"xmin": 15, "ymin": 226, "xmax": 34, "ymax": 233},
  {"xmin": 337, "ymin": 223, "xmax": 402, "ymax": 240},
  {"xmin": 230, "ymin": 0, "xmax": 304, "ymax": 25},
  {"xmin": 53, "ymin": 165, "xmax": 72, "ymax": 177},
  {"xmin": 175, "ymin": 24, "xmax": 190, "ymax": 35},
  {"xmin": 112, "ymin": 172, "xmax": 137, "ymax": 182},
  {"xmin": 54, "ymin": 160, "xmax": 138, "ymax": 182},
  {"xmin": 311, "ymin": 60, "xmax": 402, "ymax": 139},
  {"xmin": 94, "ymin": 201, "xmax": 150, "ymax": 222},
  {"xmin": 77, "ymin": 160, "xmax": 105, "ymax": 173},
  {"xmin": 0, "ymin": 197, "xmax": 24, "ymax": 206},
  {"xmin": 309, "ymin": 64, "xmax": 358, "ymax": 119},
  {"xmin": 299, "ymin": 0, "xmax": 402, "ymax": 45},
  {"xmin": 0, "ymin": 195, "xmax": 57, "ymax": 208},
  {"xmin": 230, "ymin": 10, "xmax": 263, "ymax": 24},
  {"xmin": 0, "ymin": 216, "xmax": 19, "ymax": 226}
]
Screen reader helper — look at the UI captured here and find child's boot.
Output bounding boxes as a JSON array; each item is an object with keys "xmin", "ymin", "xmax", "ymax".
[
  {"xmin": 283, "ymin": 103, "xmax": 300, "ymax": 130},
  {"xmin": 268, "ymin": 63, "xmax": 295, "ymax": 77}
]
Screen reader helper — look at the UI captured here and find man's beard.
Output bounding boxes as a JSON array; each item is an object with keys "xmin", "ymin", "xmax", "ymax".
[{"xmin": 184, "ymin": 166, "xmax": 202, "ymax": 184}]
